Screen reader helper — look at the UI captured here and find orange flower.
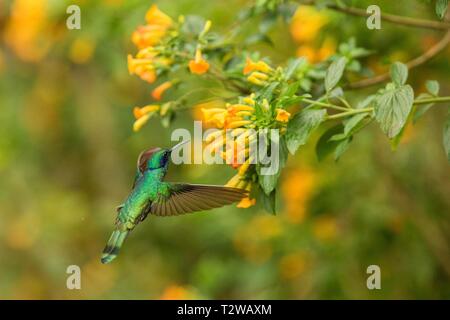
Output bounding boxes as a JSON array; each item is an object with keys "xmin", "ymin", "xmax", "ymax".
[
  {"xmin": 145, "ymin": 4, "xmax": 173, "ymax": 28},
  {"xmin": 132, "ymin": 25, "xmax": 167, "ymax": 49},
  {"xmin": 151, "ymin": 81, "xmax": 173, "ymax": 100},
  {"xmin": 133, "ymin": 105, "xmax": 160, "ymax": 131},
  {"xmin": 243, "ymin": 57, "xmax": 272, "ymax": 75},
  {"xmin": 237, "ymin": 197, "xmax": 256, "ymax": 208},
  {"xmin": 276, "ymin": 108, "xmax": 291, "ymax": 123},
  {"xmin": 189, "ymin": 48, "xmax": 210, "ymax": 74},
  {"xmin": 290, "ymin": 5, "xmax": 328, "ymax": 43}
]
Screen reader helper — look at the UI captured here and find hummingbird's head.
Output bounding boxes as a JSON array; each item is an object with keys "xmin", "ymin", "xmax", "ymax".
[{"xmin": 140, "ymin": 140, "xmax": 189, "ymax": 170}]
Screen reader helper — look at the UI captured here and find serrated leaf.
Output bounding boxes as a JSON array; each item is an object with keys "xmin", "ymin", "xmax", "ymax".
[
  {"xmin": 325, "ymin": 57, "xmax": 347, "ymax": 92},
  {"xmin": 436, "ymin": 0, "xmax": 449, "ymax": 19},
  {"xmin": 426, "ymin": 80, "xmax": 440, "ymax": 96},
  {"xmin": 374, "ymin": 84, "xmax": 414, "ymax": 138},
  {"xmin": 286, "ymin": 109, "xmax": 327, "ymax": 154},
  {"xmin": 390, "ymin": 62, "xmax": 408, "ymax": 86},
  {"xmin": 444, "ymin": 110, "xmax": 450, "ymax": 162}
]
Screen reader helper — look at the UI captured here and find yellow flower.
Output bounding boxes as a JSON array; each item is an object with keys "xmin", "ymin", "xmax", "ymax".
[
  {"xmin": 243, "ymin": 57, "xmax": 272, "ymax": 75},
  {"xmin": 313, "ymin": 216, "xmax": 339, "ymax": 242},
  {"xmin": 128, "ymin": 55, "xmax": 158, "ymax": 83},
  {"xmin": 189, "ymin": 48, "xmax": 210, "ymax": 74},
  {"xmin": 290, "ymin": 5, "xmax": 328, "ymax": 43},
  {"xmin": 133, "ymin": 114, "xmax": 151, "ymax": 132},
  {"xmin": 145, "ymin": 4, "xmax": 173, "ymax": 28},
  {"xmin": 134, "ymin": 105, "xmax": 160, "ymax": 119},
  {"xmin": 237, "ymin": 197, "xmax": 256, "ymax": 208},
  {"xmin": 279, "ymin": 252, "xmax": 308, "ymax": 280},
  {"xmin": 151, "ymin": 81, "xmax": 173, "ymax": 100},
  {"xmin": 296, "ymin": 38, "xmax": 336, "ymax": 63},
  {"xmin": 133, "ymin": 105, "xmax": 160, "ymax": 131},
  {"xmin": 276, "ymin": 108, "xmax": 291, "ymax": 123},
  {"xmin": 69, "ymin": 37, "xmax": 96, "ymax": 64},
  {"xmin": 132, "ymin": 24, "xmax": 167, "ymax": 49},
  {"xmin": 159, "ymin": 285, "xmax": 193, "ymax": 300}
]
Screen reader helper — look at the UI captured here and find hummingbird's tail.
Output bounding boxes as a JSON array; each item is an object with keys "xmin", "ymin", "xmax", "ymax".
[{"xmin": 101, "ymin": 229, "xmax": 129, "ymax": 264}]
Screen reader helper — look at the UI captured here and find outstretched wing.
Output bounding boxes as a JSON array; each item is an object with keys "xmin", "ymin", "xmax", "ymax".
[{"xmin": 150, "ymin": 184, "xmax": 248, "ymax": 216}]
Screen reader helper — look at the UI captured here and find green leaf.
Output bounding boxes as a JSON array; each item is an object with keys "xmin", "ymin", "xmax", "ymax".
[
  {"xmin": 316, "ymin": 125, "xmax": 342, "ymax": 161},
  {"xmin": 260, "ymin": 188, "xmax": 277, "ymax": 215},
  {"xmin": 436, "ymin": 0, "xmax": 449, "ymax": 19},
  {"xmin": 286, "ymin": 109, "xmax": 327, "ymax": 154},
  {"xmin": 390, "ymin": 62, "xmax": 408, "ymax": 86},
  {"xmin": 374, "ymin": 84, "xmax": 414, "ymax": 138},
  {"xmin": 444, "ymin": 110, "xmax": 450, "ymax": 162},
  {"xmin": 325, "ymin": 57, "xmax": 347, "ymax": 92},
  {"xmin": 344, "ymin": 113, "xmax": 368, "ymax": 136},
  {"xmin": 413, "ymin": 93, "xmax": 434, "ymax": 123},
  {"xmin": 284, "ymin": 58, "xmax": 305, "ymax": 79},
  {"xmin": 426, "ymin": 80, "xmax": 440, "ymax": 96},
  {"xmin": 334, "ymin": 138, "xmax": 352, "ymax": 161},
  {"xmin": 257, "ymin": 136, "xmax": 288, "ymax": 195}
]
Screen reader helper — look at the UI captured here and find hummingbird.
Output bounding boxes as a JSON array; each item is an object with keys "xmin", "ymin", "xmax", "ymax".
[{"xmin": 101, "ymin": 140, "xmax": 248, "ymax": 264}]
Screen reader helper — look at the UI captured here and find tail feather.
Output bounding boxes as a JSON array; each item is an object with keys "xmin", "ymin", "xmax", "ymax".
[{"xmin": 101, "ymin": 229, "xmax": 129, "ymax": 264}]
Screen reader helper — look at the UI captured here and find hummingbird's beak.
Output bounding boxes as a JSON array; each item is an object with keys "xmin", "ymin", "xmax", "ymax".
[{"xmin": 170, "ymin": 140, "xmax": 190, "ymax": 152}]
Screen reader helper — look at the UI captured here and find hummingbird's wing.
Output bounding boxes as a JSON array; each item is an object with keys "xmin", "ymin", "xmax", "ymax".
[{"xmin": 150, "ymin": 184, "xmax": 248, "ymax": 216}]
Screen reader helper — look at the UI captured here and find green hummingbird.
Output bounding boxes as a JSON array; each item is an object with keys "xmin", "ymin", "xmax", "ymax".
[{"xmin": 101, "ymin": 140, "xmax": 248, "ymax": 264}]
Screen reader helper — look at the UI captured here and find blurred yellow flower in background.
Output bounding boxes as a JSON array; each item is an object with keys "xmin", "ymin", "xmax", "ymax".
[
  {"xmin": 279, "ymin": 252, "xmax": 309, "ymax": 280},
  {"xmin": 233, "ymin": 215, "xmax": 282, "ymax": 264},
  {"xmin": 4, "ymin": 0, "xmax": 53, "ymax": 62},
  {"xmin": 296, "ymin": 37, "xmax": 336, "ymax": 63},
  {"xmin": 282, "ymin": 168, "xmax": 317, "ymax": 224},
  {"xmin": 290, "ymin": 6, "xmax": 328, "ymax": 43},
  {"xmin": 160, "ymin": 285, "xmax": 195, "ymax": 300},
  {"xmin": 313, "ymin": 215, "xmax": 339, "ymax": 242},
  {"xmin": 290, "ymin": 6, "xmax": 335, "ymax": 63},
  {"xmin": 69, "ymin": 37, "xmax": 96, "ymax": 64}
]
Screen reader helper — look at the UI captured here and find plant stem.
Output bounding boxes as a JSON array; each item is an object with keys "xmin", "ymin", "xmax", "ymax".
[
  {"xmin": 326, "ymin": 96, "xmax": 450, "ymax": 120},
  {"xmin": 326, "ymin": 108, "xmax": 373, "ymax": 120},
  {"xmin": 414, "ymin": 96, "xmax": 450, "ymax": 105},
  {"xmin": 302, "ymin": 98, "xmax": 349, "ymax": 111}
]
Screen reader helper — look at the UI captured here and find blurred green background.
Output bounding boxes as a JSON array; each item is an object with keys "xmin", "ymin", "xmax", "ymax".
[{"xmin": 1, "ymin": 0, "xmax": 450, "ymax": 299}]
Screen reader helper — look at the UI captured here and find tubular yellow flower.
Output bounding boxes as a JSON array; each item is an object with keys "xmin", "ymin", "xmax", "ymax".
[
  {"xmin": 243, "ymin": 57, "xmax": 272, "ymax": 75},
  {"xmin": 151, "ymin": 81, "xmax": 173, "ymax": 100},
  {"xmin": 276, "ymin": 108, "xmax": 291, "ymax": 123},
  {"xmin": 145, "ymin": 4, "xmax": 173, "ymax": 27},
  {"xmin": 237, "ymin": 197, "xmax": 256, "ymax": 208},
  {"xmin": 205, "ymin": 130, "xmax": 224, "ymax": 143},
  {"xmin": 243, "ymin": 96, "xmax": 256, "ymax": 106},
  {"xmin": 226, "ymin": 120, "xmax": 252, "ymax": 129},
  {"xmin": 225, "ymin": 174, "xmax": 242, "ymax": 188},
  {"xmin": 133, "ymin": 114, "xmax": 151, "ymax": 132},
  {"xmin": 133, "ymin": 105, "xmax": 160, "ymax": 119},
  {"xmin": 247, "ymin": 74, "xmax": 266, "ymax": 86},
  {"xmin": 189, "ymin": 48, "xmax": 210, "ymax": 74},
  {"xmin": 249, "ymin": 71, "xmax": 269, "ymax": 80},
  {"xmin": 238, "ymin": 157, "xmax": 254, "ymax": 176},
  {"xmin": 227, "ymin": 104, "xmax": 255, "ymax": 113},
  {"xmin": 132, "ymin": 25, "xmax": 167, "ymax": 49},
  {"xmin": 236, "ymin": 111, "xmax": 253, "ymax": 117},
  {"xmin": 202, "ymin": 108, "xmax": 226, "ymax": 120}
]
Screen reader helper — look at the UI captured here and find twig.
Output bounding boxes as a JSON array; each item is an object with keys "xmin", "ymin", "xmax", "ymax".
[
  {"xmin": 300, "ymin": 0, "xmax": 450, "ymax": 30},
  {"xmin": 348, "ymin": 30, "xmax": 450, "ymax": 90}
]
